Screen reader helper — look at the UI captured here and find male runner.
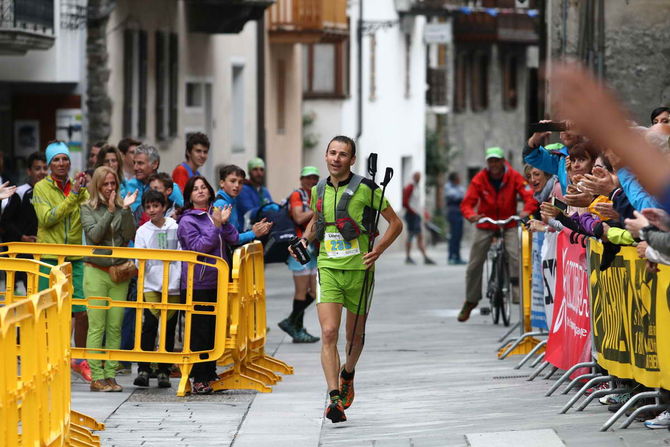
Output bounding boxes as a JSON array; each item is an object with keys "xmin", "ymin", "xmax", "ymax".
[{"xmin": 291, "ymin": 136, "xmax": 403, "ymax": 423}]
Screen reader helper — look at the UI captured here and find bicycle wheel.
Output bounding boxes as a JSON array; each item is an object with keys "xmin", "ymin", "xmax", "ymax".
[
  {"xmin": 498, "ymin": 253, "xmax": 512, "ymax": 327},
  {"xmin": 488, "ymin": 257, "xmax": 500, "ymax": 325}
]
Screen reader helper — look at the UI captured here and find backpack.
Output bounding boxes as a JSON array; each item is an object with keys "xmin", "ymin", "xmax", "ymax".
[{"xmin": 253, "ymin": 202, "xmax": 298, "ymax": 264}]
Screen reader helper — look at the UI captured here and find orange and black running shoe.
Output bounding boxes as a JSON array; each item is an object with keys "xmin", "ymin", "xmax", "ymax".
[
  {"xmin": 325, "ymin": 396, "xmax": 347, "ymax": 423},
  {"xmin": 340, "ymin": 367, "xmax": 355, "ymax": 409}
]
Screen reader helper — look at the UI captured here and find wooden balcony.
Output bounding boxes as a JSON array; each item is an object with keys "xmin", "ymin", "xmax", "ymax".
[
  {"xmin": 184, "ymin": 0, "xmax": 275, "ymax": 34},
  {"xmin": 454, "ymin": 11, "xmax": 538, "ymax": 45},
  {"xmin": 268, "ymin": 0, "xmax": 348, "ymax": 44}
]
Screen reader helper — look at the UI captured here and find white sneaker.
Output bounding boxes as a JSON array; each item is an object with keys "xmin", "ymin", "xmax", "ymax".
[{"xmin": 644, "ymin": 410, "xmax": 670, "ymax": 429}]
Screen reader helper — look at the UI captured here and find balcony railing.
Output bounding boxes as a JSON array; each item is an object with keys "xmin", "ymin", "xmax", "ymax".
[
  {"xmin": 0, "ymin": 0, "xmax": 55, "ymax": 54},
  {"xmin": 454, "ymin": 11, "xmax": 538, "ymax": 44},
  {"xmin": 268, "ymin": 0, "xmax": 348, "ymax": 43}
]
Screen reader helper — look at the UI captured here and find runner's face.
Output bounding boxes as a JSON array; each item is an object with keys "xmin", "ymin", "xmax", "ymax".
[
  {"xmin": 101, "ymin": 173, "xmax": 117, "ymax": 201},
  {"xmin": 220, "ymin": 174, "xmax": 243, "ymax": 198},
  {"xmin": 325, "ymin": 141, "xmax": 355, "ymax": 177},
  {"xmin": 300, "ymin": 175, "xmax": 319, "ymax": 190},
  {"xmin": 27, "ymin": 160, "xmax": 48, "ymax": 184},
  {"xmin": 188, "ymin": 144, "xmax": 209, "ymax": 168},
  {"xmin": 191, "ymin": 179, "xmax": 210, "ymax": 208},
  {"xmin": 49, "ymin": 154, "xmax": 70, "ymax": 179},
  {"xmin": 145, "ymin": 201, "xmax": 166, "ymax": 222}
]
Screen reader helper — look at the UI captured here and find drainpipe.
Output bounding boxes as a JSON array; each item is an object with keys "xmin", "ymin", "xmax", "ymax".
[
  {"xmin": 356, "ymin": 0, "xmax": 363, "ymax": 143},
  {"xmin": 257, "ymin": 15, "xmax": 266, "ymax": 161}
]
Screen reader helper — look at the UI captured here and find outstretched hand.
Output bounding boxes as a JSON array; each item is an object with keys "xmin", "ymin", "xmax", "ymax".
[
  {"xmin": 123, "ymin": 189, "xmax": 138, "ymax": 209},
  {"xmin": 0, "ymin": 181, "xmax": 16, "ymax": 200}
]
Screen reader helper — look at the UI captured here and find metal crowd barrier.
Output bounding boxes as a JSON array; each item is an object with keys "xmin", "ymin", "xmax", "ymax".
[{"xmin": 0, "ymin": 257, "xmax": 103, "ymax": 446}]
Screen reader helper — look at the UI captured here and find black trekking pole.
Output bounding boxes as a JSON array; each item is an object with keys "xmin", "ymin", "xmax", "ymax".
[{"xmin": 348, "ymin": 164, "xmax": 394, "ymax": 356}]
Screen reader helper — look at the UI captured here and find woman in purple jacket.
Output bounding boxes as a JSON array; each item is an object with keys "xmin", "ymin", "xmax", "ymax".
[{"xmin": 177, "ymin": 175, "xmax": 237, "ymax": 394}]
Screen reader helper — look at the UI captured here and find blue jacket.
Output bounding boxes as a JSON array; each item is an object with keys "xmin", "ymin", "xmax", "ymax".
[
  {"xmin": 126, "ymin": 177, "xmax": 184, "ymax": 213},
  {"xmin": 616, "ymin": 168, "xmax": 661, "ymax": 211},
  {"xmin": 523, "ymin": 144, "xmax": 569, "ymax": 194},
  {"xmin": 213, "ymin": 189, "xmax": 256, "ymax": 245},
  {"xmin": 237, "ymin": 183, "xmax": 273, "ymax": 229}
]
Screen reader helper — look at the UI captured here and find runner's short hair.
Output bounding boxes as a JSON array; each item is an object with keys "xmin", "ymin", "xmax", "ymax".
[{"xmin": 327, "ymin": 135, "xmax": 356, "ymax": 157}]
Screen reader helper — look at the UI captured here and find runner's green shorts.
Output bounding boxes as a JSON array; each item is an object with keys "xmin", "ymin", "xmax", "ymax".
[{"xmin": 316, "ymin": 268, "xmax": 374, "ymax": 315}]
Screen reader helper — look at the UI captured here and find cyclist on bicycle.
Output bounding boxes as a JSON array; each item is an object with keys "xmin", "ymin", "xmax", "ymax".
[{"xmin": 458, "ymin": 147, "xmax": 537, "ymax": 322}]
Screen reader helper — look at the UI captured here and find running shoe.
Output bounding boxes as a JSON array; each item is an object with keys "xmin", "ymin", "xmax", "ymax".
[
  {"xmin": 292, "ymin": 328, "xmax": 320, "ymax": 343},
  {"xmin": 325, "ymin": 396, "xmax": 346, "ymax": 423},
  {"xmin": 600, "ymin": 392, "xmax": 630, "ymax": 406},
  {"xmin": 405, "ymin": 257, "xmax": 416, "ymax": 265},
  {"xmin": 278, "ymin": 318, "xmax": 298, "ymax": 338},
  {"xmin": 457, "ymin": 301, "xmax": 477, "ymax": 322},
  {"xmin": 340, "ymin": 368, "xmax": 355, "ymax": 409},
  {"xmin": 644, "ymin": 410, "xmax": 670, "ymax": 429},
  {"xmin": 424, "ymin": 257, "xmax": 436, "ymax": 265},
  {"xmin": 71, "ymin": 359, "xmax": 92, "ymax": 383}
]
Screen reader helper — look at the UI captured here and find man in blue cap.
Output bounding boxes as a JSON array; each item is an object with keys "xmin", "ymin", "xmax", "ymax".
[{"xmin": 32, "ymin": 140, "xmax": 92, "ymax": 381}]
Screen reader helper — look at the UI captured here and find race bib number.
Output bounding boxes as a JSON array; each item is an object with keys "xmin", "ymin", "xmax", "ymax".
[{"xmin": 324, "ymin": 232, "xmax": 360, "ymax": 258}]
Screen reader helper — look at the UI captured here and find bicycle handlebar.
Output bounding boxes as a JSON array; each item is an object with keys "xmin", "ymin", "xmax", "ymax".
[{"xmin": 477, "ymin": 216, "xmax": 522, "ymax": 226}]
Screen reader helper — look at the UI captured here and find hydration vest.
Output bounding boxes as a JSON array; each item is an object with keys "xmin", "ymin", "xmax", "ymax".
[{"xmin": 314, "ymin": 174, "xmax": 376, "ymax": 242}]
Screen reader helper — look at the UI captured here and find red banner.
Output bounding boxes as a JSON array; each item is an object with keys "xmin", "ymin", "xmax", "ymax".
[{"xmin": 545, "ymin": 230, "xmax": 592, "ymax": 372}]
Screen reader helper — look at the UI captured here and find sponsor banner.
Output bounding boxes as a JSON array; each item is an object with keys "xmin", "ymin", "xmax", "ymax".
[
  {"xmin": 531, "ymin": 231, "xmax": 548, "ymax": 330},
  {"xmin": 589, "ymin": 240, "xmax": 670, "ymax": 389},
  {"xmin": 545, "ymin": 230, "xmax": 592, "ymax": 371},
  {"xmin": 541, "ymin": 231, "xmax": 558, "ymax": 328}
]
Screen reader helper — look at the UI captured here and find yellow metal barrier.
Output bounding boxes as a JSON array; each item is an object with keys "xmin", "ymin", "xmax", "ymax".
[
  {"xmin": 0, "ymin": 257, "xmax": 102, "ymax": 446},
  {"xmin": 215, "ymin": 242, "xmax": 294, "ymax": 392},
  {"xmin": 1, "ymin": 242, "xmax": 230, "ymax": 397}
]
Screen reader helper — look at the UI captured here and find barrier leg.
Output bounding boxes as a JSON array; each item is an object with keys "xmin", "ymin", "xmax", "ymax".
[
  {"xmin": 177, "ymin": 364, "xmax": 193, "ymax": 397},
  {"xmin": 527, "ymin": 360, "xmax": 550, "ymax": 381},
  {"xmin": 498, "ymin": 332, "xmax": 545, "ymax": 359},
  {"xmin": 600, "ymin": 390, "xmax": 661, "ymax": 432},
  {"xmin": 253, "ymin": 350, "xmax": 295, "ymax": 375},
  {"xmin": 530, "ymin": 351, "xmax": 546, "ymax": 368},
  {"xmin": 577, "ymin": 387, "xmax": 628, "ymax": 412},
  {"xmin": 497, "ymin": 337, "xmax": 518, "ymax": 352},
  {"xmin": 497, "ymin": 321, "xmax": 520, "ymax": 343},
  {"xmin": 544, "ymin": 365, "xmax": 559, "ymax": 380},
  {"xmin": 620, "ymin": 403, "xmax": 670, "ymax": 429},
  {"xmin": 559, "ymin": 375, "xmax": 612, "ymax": 414},
  {"xmin": 561, "ymin": 373, "xmax": 601, "ymax": 395},
  {"xmin": 242, "ymin": 362, "xmax": 282, "ymax": 385},
  {"xmin": 545, "ymin": 362, "xmax": 595, "ymax": 396},
  {"xmin": 514, "ymin": 339, "xmax": 547, "ymax": 370},
  {"xmin": 214, "ymin": 364, "xmax": 272, "ymax": 393}
]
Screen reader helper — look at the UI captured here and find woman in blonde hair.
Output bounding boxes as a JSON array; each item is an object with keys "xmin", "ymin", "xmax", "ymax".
[{"xmin": 80, "ymin": 166, "xmax": 138, "ymax": 392}]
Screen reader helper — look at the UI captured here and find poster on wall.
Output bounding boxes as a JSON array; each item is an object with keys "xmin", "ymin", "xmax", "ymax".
[
  {"xmin": 14, "ymin": 120, "xmax": 40, "ymax": 158},
  {"xmin": 56, "ymin": 109, "xmax": 84, "ymax": 171}
]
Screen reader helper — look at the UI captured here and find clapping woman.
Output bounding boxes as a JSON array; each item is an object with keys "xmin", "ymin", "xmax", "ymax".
[
  {"xmin": 177, "ymin": 176, "xmax": 238, "ymax": 394},
  {"xmin": 80, "ymin": 166, "xmax": 137, "ymax": 392}
]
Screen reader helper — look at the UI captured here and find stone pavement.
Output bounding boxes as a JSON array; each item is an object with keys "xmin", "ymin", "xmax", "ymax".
[{"xmin": 71, "ymin": 244, "xmax": 670, "ymax": 446}]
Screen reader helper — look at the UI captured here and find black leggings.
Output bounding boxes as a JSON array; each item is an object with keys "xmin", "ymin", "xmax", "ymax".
[
  {"xmin": 138, "ymin": 309, "xmax": 178, "ymax": 374},
  {"xmin": 184, "ymin": 288, "xmax": 218, "ymax": 382}
]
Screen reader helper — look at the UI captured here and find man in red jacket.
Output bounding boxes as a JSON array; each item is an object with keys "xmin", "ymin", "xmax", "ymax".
[{"xmin": 458, "ymin": 147, "xmax": 537, "ymax": 322}]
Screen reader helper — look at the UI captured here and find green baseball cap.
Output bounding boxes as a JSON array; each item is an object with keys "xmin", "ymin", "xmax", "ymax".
[
  {"xmin": 485, "ymin": 147, "xmax": 505, "ymax": 160},
  {"xmin": 300, "ymin": 166, "xmax": 320, "ymax": 177},
  {"xmin": 248, "ymin": 157, "xmax": 265, "ymax": 170}
]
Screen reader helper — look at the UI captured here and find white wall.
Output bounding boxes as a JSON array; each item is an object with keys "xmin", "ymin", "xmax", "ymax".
[
  {"xmin": 0, "ymin": 0, "xmax": 85, "ymax": 84},
  {"xmin": 304, "ymin": 0, "xmax": 426, "ymax": 213},
  {"xmin": 106, "ymin": 0, "xmax": 258, "ymax": 183}
]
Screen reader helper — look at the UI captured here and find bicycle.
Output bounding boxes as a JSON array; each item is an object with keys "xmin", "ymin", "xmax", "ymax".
[{"xmin": 478, "ymin": 216, "xmax": 521, "ymax": 327}]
